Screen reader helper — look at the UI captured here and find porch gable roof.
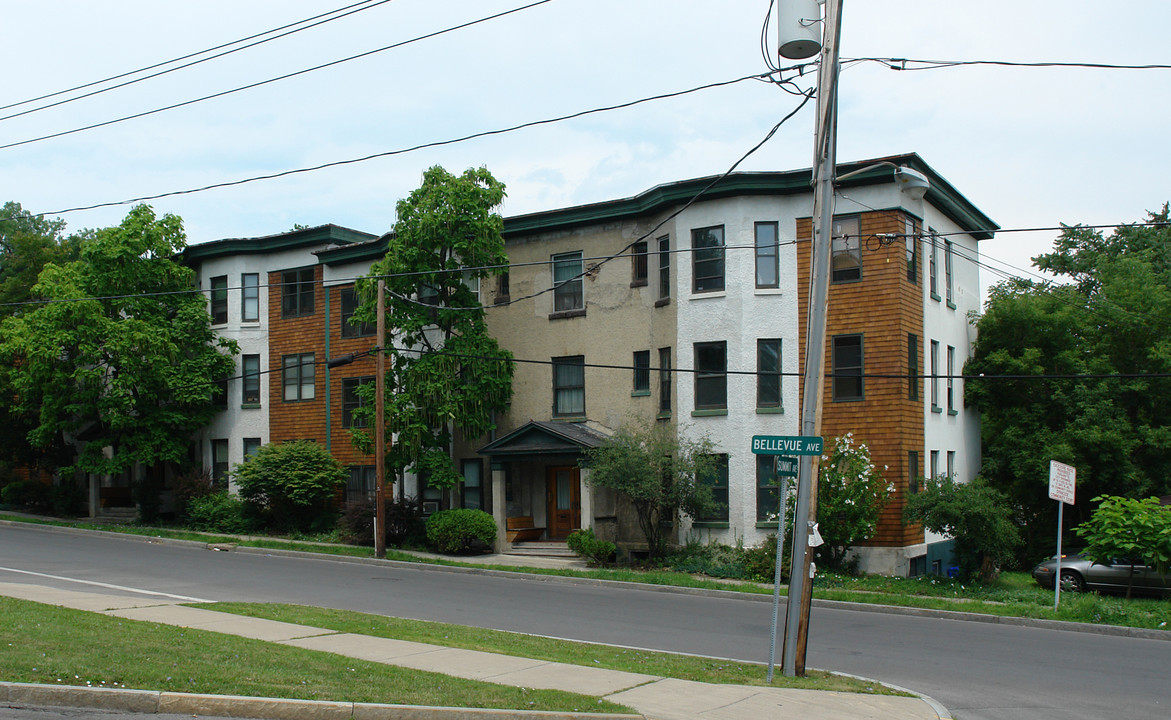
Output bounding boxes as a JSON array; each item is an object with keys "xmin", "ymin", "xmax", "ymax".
[{"xmin": 477, "ymin": 420, "xmax": 609, "ymax": 457}]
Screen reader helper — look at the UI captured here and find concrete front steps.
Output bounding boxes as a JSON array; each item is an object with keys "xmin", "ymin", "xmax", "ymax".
[{"xmin": 506, "ymin": 541, "xmax": 576, "ymax": 559}]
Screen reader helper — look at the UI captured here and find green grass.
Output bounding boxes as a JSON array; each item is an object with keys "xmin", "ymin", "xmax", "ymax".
[
  {"xmin": 206, "ymin": 602, "xmax": 897, "ymax": 694},
  {"xmin": 0, "ymin": 596, "xmax": 632, "ymax": 713}
]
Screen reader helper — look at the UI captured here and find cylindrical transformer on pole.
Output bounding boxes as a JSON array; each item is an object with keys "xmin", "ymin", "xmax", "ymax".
[{"xmin": 777, "ymin": 0, "xmax": 822, "ymax": 59}]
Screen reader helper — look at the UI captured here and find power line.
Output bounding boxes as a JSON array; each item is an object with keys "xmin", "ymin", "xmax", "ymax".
[
  {"xmin": 849, "ymin": 57, "xmax": 1171, "ymax": 72},
  {"xmin": 0, "ymin": 0, "xmax": 556, "ymax": 153},
  {"xmin": 0, "ymin": 0, "xmax": 391, "ymax": 120},
  {"xmin": 34, "ymin": 70, "xmax": 782, "ymax": 216}
]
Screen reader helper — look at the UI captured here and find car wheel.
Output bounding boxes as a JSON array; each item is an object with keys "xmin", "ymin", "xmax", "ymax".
[{"xmin": 1059, "ymin": 569, "xmax": 1085, "ymax": 593}]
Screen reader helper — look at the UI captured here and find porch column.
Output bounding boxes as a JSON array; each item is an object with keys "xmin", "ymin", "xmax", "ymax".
[
  {"xmin": 88, "ymin": 474, "xmax": 99, "ymax": 519},
  {"xmin": 491, "ymin": 463, "xmax": 506, "ymax": 553},
  {"xmin": 578, "ymin": 466, "xmax": 593, "ymax": 531}
]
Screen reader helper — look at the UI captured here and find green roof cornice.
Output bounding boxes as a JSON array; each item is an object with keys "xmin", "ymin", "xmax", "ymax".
[{"xmin": 183, "ymin": 224, "xmax": 378, "ymax": 262}]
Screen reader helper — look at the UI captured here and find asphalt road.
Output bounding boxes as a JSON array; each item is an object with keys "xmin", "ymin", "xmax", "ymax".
[{"xmin": 1, "ymin": 523, "xmax": 1166, "ymax": 720}]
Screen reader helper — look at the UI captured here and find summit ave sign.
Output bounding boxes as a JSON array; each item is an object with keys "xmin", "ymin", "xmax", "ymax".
[{"xmin": 751, "ymin": 435, "xmax": 823, "ymax": 456}]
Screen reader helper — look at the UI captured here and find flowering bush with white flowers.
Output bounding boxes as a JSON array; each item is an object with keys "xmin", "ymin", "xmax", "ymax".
[{"xmin": 814, "ymin": 433, "xmax": 893, "ymax": 571}]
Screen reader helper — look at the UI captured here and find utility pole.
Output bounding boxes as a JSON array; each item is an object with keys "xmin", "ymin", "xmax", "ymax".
[
  {"xmin": 783, "ymin": 0, "xmax": 842, "ymax": 678},
  {"xmin": 374, "ymin": 278, "xmax": 388, "ymax": 559}
]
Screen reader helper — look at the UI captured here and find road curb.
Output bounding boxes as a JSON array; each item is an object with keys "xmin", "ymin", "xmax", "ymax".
[
  {"xmin": 0, "ymin": 682, "xmax": 645, "ymax": 720},
  {"xmin": 4, "ymin": 517, "xmax": 1168, "ymax": 644}
]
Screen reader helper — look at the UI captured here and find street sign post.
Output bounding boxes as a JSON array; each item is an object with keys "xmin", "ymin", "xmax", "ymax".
[{"xmin": 1049, "ymin": 460, "xmax": 1076, "ymax": 610}]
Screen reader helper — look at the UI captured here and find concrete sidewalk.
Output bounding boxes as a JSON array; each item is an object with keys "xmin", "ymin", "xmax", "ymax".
[{"xmin": 0, "ymin": 581, "xmax": 948, "ymax": 720}]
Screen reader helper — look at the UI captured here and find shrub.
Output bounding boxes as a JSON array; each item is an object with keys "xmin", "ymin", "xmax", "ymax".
[
  {"xmin": 185, "ymin": 491, "xmax": 250, "ymax": 534},
  {"xmin": 814, "ymin": 433, "xmax": 892, "ymax": 572},
  {"xmin": 425, "ymin": 508, "xmax": 496, "ymax": 555},
  {"xmin": 669, "ymin": 539, "xmax": 748, "ymax": 579},
  {"xmin": 172, "ymin": 467, "xmax": 215, "ymax": 521},
  {"xmin": 742, "ymin": 533, "xmax": 791, "ymax": 584},
  {"xmin": 1, "ymin": 479, "xmax": 51, "ymax": 512},
  {"xmin": 232, "ymin": 440, "xmax": 346, "ymax": 532},
  {"xmin": 567, "ymin": 528, "xmax": 617, "ymax": 566},
  {"xmin": 386, "ymin": 495, "xmax": 426, "ymax": 547},
  {"xmin": 49, "ymin": 481, "xmax": 86, "ymax": 517},
  {"xmin": 904, "ymin": 475, "xmax": 1021, "ymax": 582}
]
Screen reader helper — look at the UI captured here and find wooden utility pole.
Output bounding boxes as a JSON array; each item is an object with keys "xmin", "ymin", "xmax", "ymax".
[
  {"xmin": 374, "ymin": 278, "xmax": 388, "ymax": 559},
  {"xmin": 783, "ymin": 0, "xmax": 842, "ymax": 678}
]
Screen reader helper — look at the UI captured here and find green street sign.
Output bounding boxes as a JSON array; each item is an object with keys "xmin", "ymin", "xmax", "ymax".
[
  {"xmin": 751, "ymin": 435, "xmax": 823, "ymax": 456},
  {"xmin": 775, "ymin": 457, "xmax": 799, "ymax": 477}
]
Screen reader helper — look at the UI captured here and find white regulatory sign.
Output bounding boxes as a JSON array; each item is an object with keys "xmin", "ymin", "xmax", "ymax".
[{"xmin": 1049, "ymin": 460, "xmax": 1076, "ymax": 505}]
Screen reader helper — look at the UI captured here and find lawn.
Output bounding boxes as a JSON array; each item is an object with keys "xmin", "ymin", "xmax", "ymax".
[{"xmin": 0, "ymin": 595, "xmax": 632, "ymax": 713}]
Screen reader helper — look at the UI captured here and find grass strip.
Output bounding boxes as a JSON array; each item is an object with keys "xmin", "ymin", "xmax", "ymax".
[
  {"xmin": 206, "ymin": 602, "xmax": 903, "ymax": 695},
  {"xmin": 0, "ymin": 596, "xmax": 631, "ymax": 713}
]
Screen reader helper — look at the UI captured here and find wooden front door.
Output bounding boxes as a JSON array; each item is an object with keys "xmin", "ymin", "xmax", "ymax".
[{"xmin": 546, "ymin": 466, "xmax": 581, "ymax": 539}]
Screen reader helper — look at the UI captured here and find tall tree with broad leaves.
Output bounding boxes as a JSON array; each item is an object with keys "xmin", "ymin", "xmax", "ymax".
[
  {"xmin": 352, "ymin": 166, "xmax": 514, "ymax": 491},
  {"xmin": 965, "ymin": 205, "xmax": 1171, "ymax": 565},
  {"xmin": 0, "ymin": 204, "xmax": 238, "ymax": 477}
]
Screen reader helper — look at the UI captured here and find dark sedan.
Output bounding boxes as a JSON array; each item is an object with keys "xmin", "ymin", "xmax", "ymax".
[{"xmin": 1033, "ymin": 553, "xmax": 1170, "ymax": 596}]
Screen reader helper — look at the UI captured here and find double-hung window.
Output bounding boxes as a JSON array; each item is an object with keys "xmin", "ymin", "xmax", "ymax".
[
  {"xmin": 552, "ymin": 355, "xmax": 585, "ymax": 416},
  {"xmin": 691, "ymin": 226, "xmax": 725, "ymax": 293},
  {"xmin": 657, "ymin": 235, "xmax": 671, "ymax": 301},
  {"xmin": 281, "ymin": 268, "xmax": 315, "ymax": 318},
  {"xmin": 210, "ymin": 275, "xmax": 228, "ymax": 325},
  {"xmin": 243, "ymin": 437, "xmax": 262, "ymax": 460},
  {"xmin": 631, "ymin": 241, "xmax": 648, "ymax": 286},
  {"xmin": 906, "ymin": 218, "xmax": 919, "ymax": 283},
  {"xmin": 929, "ymin": 231, "xmax": 939, "ymax": 298},
  {"xmin": 632, "ymin": 350, "xmax": 650, "ymax": 394},
  {"xmin": 947, "ymin": 345, "xmax": 956, "ymax": 413},
  {"xmin": 342, "ymin": 376, "xmax": 372, "ymax": 428},
  {"xmin": 658, "ymin": 347, "xmax": 672, "ymax": 413},
  {"xmin": 461, "ymin": 459, "xmax": 483, "ymax": 510},
  {"xmin": 831, "ymin": 216, "xmax": 862, "ymax": 283},
  {"xmin": 347, "ymin": 466, "xmax": 376, "ymax": 503},
  {"xmin": 698, "ymin": 454, "xmax": 729, "ymax": 522},
  {"xmin": 757, "ymin": 339, "xmax": 782, "ymax": 409},
  {"xmin": 282, "ymin": 353, "xmax": 315, "ymax": 401},
  {"xmin": 756, "ymin": 454, "xmax": 780, "ymax": 522},
  {"xmin": 694, "ymin": 341, "xmax": 727, "ymax": 411},
  {"xmin": 552, "ymin": 251, "xmax": 584, "ymax": 313},
  {"xmin": 211, "ymin": 439, "xmax": 229, "ymax": 486},
  {"xmin": 944, "ymin": 239, "xmax": 954, "ymax": 305},
  {"xmin": 241, "ymin": 273, "xmax": 259, "ymax": 322},
  {"xmin": 242, "ymin": 354, "xmax": 261, "ymax": 405},
  {"xmin": 908, "ymin": 334, "xmax": 919, "ymax": 401},
  {"xmin": 831, "ymin": 334, "xmax": 863, "ymax": 401},
  {"xmin": 340, "ymin": 287, "xmax": 374, "ymax": 338},
  {"xmin": 755, "ymin": 222, "xmax": 779, "ymax": 288},
  {"xmin": 930, "ymin": 340, "xmax": 941, "ymax": 410}
]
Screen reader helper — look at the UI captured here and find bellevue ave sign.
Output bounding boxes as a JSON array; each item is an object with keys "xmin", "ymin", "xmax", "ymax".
[{"xmin": 751, "ymin": 435, "xmax": 823, "ymax": 456}]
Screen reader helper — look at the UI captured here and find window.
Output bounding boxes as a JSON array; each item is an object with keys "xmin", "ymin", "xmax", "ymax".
[
  {"xmin": 213, "ymin": 374, "xmax": 229, "ymax": 408},
  {"xmin": 342, "ymin": 376, "xmax": 372, "ymax": 428},
  {"xmin": 928, "ymin": 230, "xmax": 939, "ymax": 298},
  {"xmin": 243, "ymin": 437, "xmax": 262, "ymax": 460},
  {"xmin": 281, "ymin": 268, "xmax": 315, "ymax": 318},
  {"xmin": 419, "ymin": 471, "xmax": 442, "ymax": 514},
  {"xmin": 658, "ymin": 347, "xmax": 672, "ymax": 413},
  {"xmin": 462, "ymin": 269, "xmax": 480, "ymax": 299},
  {"xmin": 212, "ymin": 439, "xmax": 229, "ymax": 486},
  {"xmin": 947, "ymin": 345, "xmax": 956, "ymax": 413},
  {"xmin": 755, "ymin": 222, "xmax": 779, "ymax": 288},
  {"xmin": 908, "ymin": 450, "xmax": 920, "ymax": 494},
  {"xmin": 908, "ymin": 334, "xmax": 919, "ymax": 401},
  {"xmin": 944, "ymin": 239, "xmax": 954, "ymax": 305},
  {"xmin": 930, "ymin": 340, "xmax": 940, "ymax": 410},
  {"xmin": 552, "ymin": 355, "xmax": 585, "ymax": 416},
  {"xmin": 906, "ymin": 218, "xmax": 919, "ymax": 283},
  {"xmin": 930, "ymin": 450, "xmax": 940, "ymax": 479},
  {"xmin": 694, "ymin": 341, "xmax": 727, "ymax": 411},
  {"xmin": 757, "ymin": 339, "xmax": 782, "ymax": 409},
  {"xmin": 210, "ymin": 276, "xmax": 228, "ymax": 325},
  {"xmin": 831, "ymin": 216, "xmax": 862, "ymax": 283},
  {"xmin": 631, "ymin": 241, "xmax": 648, "ymax": 286},
  {"xmin": 461, "ymin": 459, "xmax": 483, "ymax": 510},
  {"xmin": 757, "ymin": 454, "xmax": 781, "ymax": 522},
  {"xmin": 552, "ymin": 251, "xmax": 584, "ymax": 313},
  {"xmin": 347, "ymin": 465, "xmax": 376, "ymax": 503},
  {"xmin": 947, "ymin": 450, "xmax": 956, "ymax": 479},
  {"xmin": 698, "ymin": 454, "xmax": 729, "ymax": 522},
  {"xmin": 282, "ymin": 353, "xmax": 316, "ymax": 401},
  {"xmin": 495, "ymin": 272, "xmax": 510, "ymax": 304},
  {"xmin": 242, "ymin": 354, "xmax": 261, "ymax": 405},
  {"xmin": 242, "ymin": 273, "xmax": 259, "ymax": 322},
  {"xmin": 632, "ymin": 350, "xmax": 650, "ymax": 394},
  {"xmin": 340, "ymin": 287, "xmax": 374, "ymax": 338},
  {"xmin": 691, "ymin": 226, "xmax": 725, "ymax": 293},
  {"xmin": 831, "ymin": 334, "xmax": 863, "ymax": 401},
  {"xmin": 657, "ymin": 235, "xmax": 671, "ymax": 300}
]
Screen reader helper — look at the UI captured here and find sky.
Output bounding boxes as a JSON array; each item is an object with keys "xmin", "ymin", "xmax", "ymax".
[{"xmin": 3, "ymin": 0, "xmax": 1169, "ymax": 301}]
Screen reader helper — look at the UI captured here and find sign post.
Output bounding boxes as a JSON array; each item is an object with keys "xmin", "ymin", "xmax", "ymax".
[
  {"xmin": 1048, "ymin": 460, "xmax": 1076, "ymax": 610},
  {"xmin": 753, "ymin": 436, "xmax": 821, "ymax": 682}
]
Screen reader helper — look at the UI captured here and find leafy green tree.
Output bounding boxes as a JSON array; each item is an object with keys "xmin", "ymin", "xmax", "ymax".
[
  {"xmin": 813, "ymin": 434, "xmax": 893, "ymax": 571},
  {"xmin": 0, "ymin": 205, "xmax": 238, "ymax": 477},
  {"xmin": 1074, "ymin": 494, "xmax": 1171, "ymax": 598},
  {"xmin": 232, "ymin": 440, "xmax": 346, "ymax": 532},
  {"xmin": 903, "ymin": 475, "xmax": 1021, "ymax": 582},
  {"xmin": 966, "ymin": 205, "xmax": 1171, "ymax": 563},
  {"xmin": 353, "ymin": 166, "xmax": 513, "ymax": 491},
  {"xmin": 580, "ymin": 419, "xmax": 718, "ymax": 561}
]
